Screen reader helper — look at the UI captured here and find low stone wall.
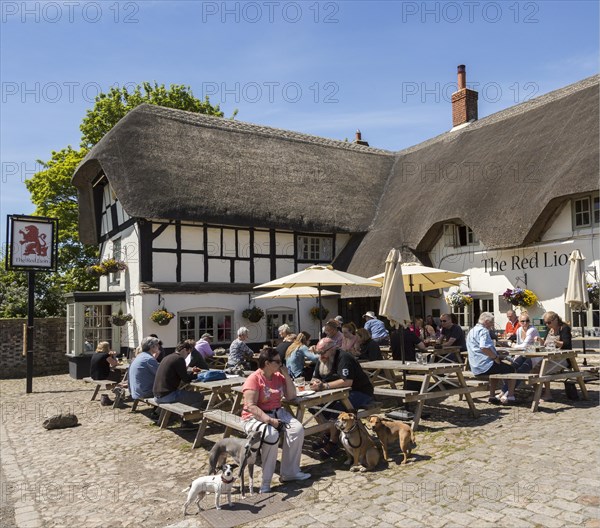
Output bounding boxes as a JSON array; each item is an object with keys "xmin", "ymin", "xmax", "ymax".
[{"xmin": 0, "ymin": 318, "xmax": 67, "ymax": 379}]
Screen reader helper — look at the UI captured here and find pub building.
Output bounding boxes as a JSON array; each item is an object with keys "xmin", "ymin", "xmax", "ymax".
[{"xmin": 68, "ymin": 67, "xmax": 599, "ymax": 360}]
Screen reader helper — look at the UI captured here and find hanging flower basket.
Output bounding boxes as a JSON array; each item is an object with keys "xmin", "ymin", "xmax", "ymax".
[
  {"xmin": 587, "ymin": 282, "xmax": 599, "ymax": 305},
  {"xmin": 150, "ymin": 309, "xmax": 175, "ymax": 326},
  {"xmin": 242, "ymin": 306, "xmax": 264, "ymax": 323},
  {"xmin": 502, "ymin": 288, "xmax": 538, "ymax": 308},
  {"xmin": 310, "ymin": 306, "xmax": 329, "ymax": 321},
  {"xmin": 86, "ymin": 258, "xmax": 128, "ymax": 277},
  {"xmin": 445, "ymin": 291, "xmax": 473, "ymax": 308},
  {"xmin": 109, "ymin": 310, "xmax": 133, "ymax": 327}
]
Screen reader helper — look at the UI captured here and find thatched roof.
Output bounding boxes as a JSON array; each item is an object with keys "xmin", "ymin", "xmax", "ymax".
[
  {"xmin": 345, "ymin": 74, "xmax": 599, "ymax": 279},
  {"xmin": 74, "ymin": 75, "xmax": 599, "ymax": 280},
  {"xmin": 73, "ymin": 105, "xmax": 394, "ymax": 244}
]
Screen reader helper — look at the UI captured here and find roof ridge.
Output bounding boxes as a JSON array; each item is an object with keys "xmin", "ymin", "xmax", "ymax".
[
  {"xmin": 395, "ymin": 74, "xmax": 600, "ymax": 156},
  {"xmin": 133, "ymin": 104, "xmax": 393, "ymax": 155}
]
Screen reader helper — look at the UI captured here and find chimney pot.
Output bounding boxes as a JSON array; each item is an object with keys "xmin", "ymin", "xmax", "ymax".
[
  {"xmin": 457, "ymin": 64, "xmax": 466, "ymax": 90},
  {"xmin": 355, "ymin": 129, "xmax": 362, "ymax": 141},
  {"xmin": 354, "ymin": 129, "xmax": 369, "ymax": 146}
]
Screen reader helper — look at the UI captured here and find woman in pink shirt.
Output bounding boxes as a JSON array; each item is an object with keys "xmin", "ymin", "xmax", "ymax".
[
  {"xmin": 242, "ymin": 347, "xmax": 310, "ymax": 493},
  {"xmin": 340, "ymin": 323, "xmax": 359, "ymax": 354}
]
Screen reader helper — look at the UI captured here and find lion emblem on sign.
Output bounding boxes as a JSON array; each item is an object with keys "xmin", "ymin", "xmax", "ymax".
[{"xmin": 19, "ymin": 225, "xmax": 48, "ymax": 257}]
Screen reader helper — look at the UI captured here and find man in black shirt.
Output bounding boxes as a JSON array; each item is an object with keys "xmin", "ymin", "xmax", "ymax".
[
  {"xmin": 309, "ymin": 337, "xmax": 374, "ymax": 458},
  {"xmin": 153, "ymin": 341, "xmax": 205, "ymax": 408},
  {"xmin": 439, "ymin": 314, "xmax": 467, "ymax": 351}
]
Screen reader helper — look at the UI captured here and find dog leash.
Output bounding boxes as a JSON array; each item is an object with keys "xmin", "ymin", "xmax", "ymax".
[{"xmin": 343, "ymin": 421, "xmax": 363, "ymax": 449}]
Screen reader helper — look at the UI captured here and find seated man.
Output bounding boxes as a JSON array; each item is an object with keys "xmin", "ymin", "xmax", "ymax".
[
  {"xmin": 467, "ymin": 312, "xmax": 514, "ymax": 404},
  {"xmin": 439, "ymin": 314, "xmax": 467, "ymax": 351},
  {"xmin": 363, "ymin": 311, "xmax": 389, "ymax": 346},
  {"xmin": 227, "ymin": 327, "xmax": 254, "ymax": 369},
  {"xmin": 194, "ymin": 333, "xmax": 215, "ymax": 360},
  {"xmin": 153, "ymin": 341, "xmax": 205, "ymax": 408},
  {"xmin": 390, "ymin": 327, "xmax": 427, "ymax": 362},
  {"xmin": 128, "ymin": 336, "xmax": 161, "ymax": 400},
  {"xmin": 186, "ymin": 339, "xmax": 210, "ymax": 370},
  {"xmin": 309, "ymin": 337, "xmax": 375, "ymax": 458}
]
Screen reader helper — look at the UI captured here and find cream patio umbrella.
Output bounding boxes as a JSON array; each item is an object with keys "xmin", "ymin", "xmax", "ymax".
[
  {"xmin": 566, "ymin": 249, "xmax": 590, "ymax": 354},
  {"xmin": 379, "ymin": 249, "xmax": 412, "ymax": 362},
  {"xmin": 253, "ymin": 286, "xmax": 340, "ymax": 331},
  {"xmin": 255, "ymin": 265, "xmax": 380, "ymax": 330},
  {"xmin": 370, "ymin": 263, "xmax": 466, "ymax": 319}
]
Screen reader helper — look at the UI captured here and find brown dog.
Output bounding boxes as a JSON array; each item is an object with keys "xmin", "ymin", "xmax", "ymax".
[
  {"xmin": 335, "ymin": 412, "xmax": 381, "ymax": 472},
  {"xmin": 367, "ymin": 416, "xmax": 416, "ymax": 464}
]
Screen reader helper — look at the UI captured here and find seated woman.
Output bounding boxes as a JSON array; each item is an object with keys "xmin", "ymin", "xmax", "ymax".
[
  {"xmin": 425, "ymin": 315, "xmax": 438, "ymax": 337},
  {"xmin": 90, "ymin": 342, "xmax": 120, "ymax": 382},
  {"xmin": 355, "ymin": 328, "xmax": 382, "ymax": 360},
  {"xmin": 242, "ymin": 347, "xmax": 310, "ymax": 493},
  {"xmin": 500, "ymin": 312, "xmax": 540, "ymax": 404},
  {"xmin": 340, "ymin": 323, "xmax": 359, "ymax": 354},
  {"xmin": 285, "ymin": 331, "xmax": 318, "ymax": 379},
  {"xmin": 540, "ymin": 310, "xmax": 572, "ymax": 402}
]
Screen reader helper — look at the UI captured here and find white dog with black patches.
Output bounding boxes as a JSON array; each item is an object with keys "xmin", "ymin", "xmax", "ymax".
[{"xmin": 182, "ymin": 464, "xmax": 237, "ymax": 515}]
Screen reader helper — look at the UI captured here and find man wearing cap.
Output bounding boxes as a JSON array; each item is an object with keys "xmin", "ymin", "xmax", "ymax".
[
  {"xmin": 363, "ymin": 311, "xmax": 389, "ymax": 346},
  {"xmin": 195, "ymin": 333, "xmax": 215, "ymax": 360},
  {"xmin": 309, "ymin": 337, "xmax": 374, "ymax": 458}
]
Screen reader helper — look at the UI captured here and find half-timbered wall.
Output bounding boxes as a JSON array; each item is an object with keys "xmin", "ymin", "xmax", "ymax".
[{"xmin": 146, "ymin": 221, "xmax": 349, "ymax": 284}]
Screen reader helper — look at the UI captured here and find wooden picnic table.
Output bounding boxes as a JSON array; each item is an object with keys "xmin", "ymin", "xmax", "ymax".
[
  {"xmin": 425, "ymin": 345, "xmax": 463, "ymax": 364},
  {"xmin": 489, "ymin": 349, "xmax": 589, "ymax": 411},
  {"xmin": 187, "ymin": 376, "xmax": 247, "ymax": 411},
  {"xmin": 207, "ymin": 354, "xmax": 229, "ymax": 369},
  {"xmin": 361, "ymin": 360, "xmax": 480, "ymax": 430}
]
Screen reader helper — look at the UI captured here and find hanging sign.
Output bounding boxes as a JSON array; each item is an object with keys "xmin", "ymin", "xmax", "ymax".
[{"xmin": 6, "ymin": 215, "xmax": 58, "ymax": 271}]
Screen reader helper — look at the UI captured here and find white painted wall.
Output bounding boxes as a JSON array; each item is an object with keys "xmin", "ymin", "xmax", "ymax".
[{"xmin": 427, "ymin": 204, "xmax": 599, "ymax": 328}]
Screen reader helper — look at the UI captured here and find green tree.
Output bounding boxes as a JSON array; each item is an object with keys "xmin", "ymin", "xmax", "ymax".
[{"xmin": 11, "ymin": 82, "xmax": 228, "ymax": 317}]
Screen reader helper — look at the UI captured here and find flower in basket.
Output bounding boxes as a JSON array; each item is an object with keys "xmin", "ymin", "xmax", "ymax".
[
  {"xmin": 109, "ymin": 310, "xmax": 133, "ymax": 327},
  {"xmin": 150, "ymin": 309, "xmax": 175, "ymax": 325},
  {"xmin": 445, "ymin": 291, "xmax": 473, "ymax": 308},
  {"xmin": 242, "ymin": 306, "xmax": 264, "ymax": 323},
  {"xmin": 99, "ymin": 258, "xmax": 128, "ymax": 273},
  {"xmin": 309, "ymin": 305, "xmax": 329, "ymax": 320},
  {"xmin": 502, "ymin": 288, "xmax": 538, "ymax": 308},
  {"xmin": 86, "ymin": 258, "xmax": 128, "ymax": 276},
  {"xmin": 587, "ymin": 282, "xmax": 599, "ymax": 305}
]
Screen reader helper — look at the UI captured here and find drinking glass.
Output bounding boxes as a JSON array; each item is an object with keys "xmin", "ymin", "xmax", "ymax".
[{"xmin": 294, "ymin": 377, "xmax": 305, "ymax": 392}]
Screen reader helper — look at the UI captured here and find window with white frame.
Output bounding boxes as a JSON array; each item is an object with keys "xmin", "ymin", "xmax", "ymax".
[
  {"xmin": 297, "ymin": 236, "xmax": 333, "ymax": 261},
  {"xmin": 178, "ymin": 312, "xmax": 233, "ymax": 344},
  {"xmin": 109, "ymin": 238, "xmax": 121, "ymax": 286},
  {"xmin": 443, "ymin": 224, "xmax": 478, "ymax": 248},
  {"xmin": 450, "ymin": 305, "xmax": 468, "ymax": 327},
  {"xmin": 573, "ymin": 195, "xmax": 600, "ymax": 229},
  {"xmin": 266, "ymin": 310, "xmax": 296, "ymax": 341}
]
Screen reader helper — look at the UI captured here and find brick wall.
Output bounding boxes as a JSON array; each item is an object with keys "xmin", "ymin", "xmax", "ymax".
[{"xmin": 0, "ymin": 318, "xmax": 67, "ymax": 379}]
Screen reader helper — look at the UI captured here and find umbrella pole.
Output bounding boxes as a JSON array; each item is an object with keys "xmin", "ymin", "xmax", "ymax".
[
  {"xmin": 318, "ymin": 284, "xmax": 323, "ymax": 338},
  {"xmin": 410, "ymin": 277, "xmax": 415, "ymax": 329},
  {"xmin": 296, "ymin": 295, "xmax": 301, "ymax": 332},
  {"xmin": 580, "ymin": 307, "xmax": 587, "ymax": 366},
  {"xmin": 400, "ymin": 325, "xmax": 406, "ymax": 364}
]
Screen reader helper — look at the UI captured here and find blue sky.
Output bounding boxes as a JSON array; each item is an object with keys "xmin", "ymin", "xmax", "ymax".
[{"xmin": 1, "ymin": 0, "xmax": 598, "ymax": 244}]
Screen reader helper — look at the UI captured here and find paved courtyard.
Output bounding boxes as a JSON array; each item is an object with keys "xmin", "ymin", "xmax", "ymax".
[{"xmin": 1, "ymin": 374, "xmax": 598, "ymax": 528}]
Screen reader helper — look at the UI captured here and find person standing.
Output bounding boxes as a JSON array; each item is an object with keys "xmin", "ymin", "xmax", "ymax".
[{"xmin": 362, "ymin": 311, "xmax": 389, "ymax": 346}]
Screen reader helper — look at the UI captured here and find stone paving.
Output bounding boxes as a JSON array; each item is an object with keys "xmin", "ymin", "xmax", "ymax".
[{"xmin": 0, "ymin": 374, "xmax": 599, "ymax": 528}]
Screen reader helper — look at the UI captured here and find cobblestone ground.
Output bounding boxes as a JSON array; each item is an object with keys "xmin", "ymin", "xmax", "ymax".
[{"xmin": 0, "ymin": 375, "xmax": 598, "ymax": 528}]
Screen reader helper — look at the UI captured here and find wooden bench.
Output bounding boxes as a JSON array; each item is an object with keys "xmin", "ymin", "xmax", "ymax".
[
  {"xmin": 83, "ymin": 377, "xmax": 117, "ymax": 401},
  {"xmin": 131, "ymin": 397, "xmax": 159, "ymax": 412},
  {"xmin": 154, "ymin": 402, "xmax": 204, "ymax": 429},
  {"xmin": 193, "ymin": 405, "xmax": 381, "ymax": 449},
  {"xmin": 490, "ymin": 350, "xmax": 589, "ymax": 412}
]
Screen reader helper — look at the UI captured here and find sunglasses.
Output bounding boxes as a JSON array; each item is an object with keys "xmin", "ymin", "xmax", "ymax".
[
  {"xmin": 440, "ymin": 320, "xmax": 449, "ymax": 323},
  {"xmin": 520, "ymin": 319, "xmax": 530, "ymax": 323}
]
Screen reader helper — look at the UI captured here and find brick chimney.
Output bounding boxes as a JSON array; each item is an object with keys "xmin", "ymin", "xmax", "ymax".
[
  {"xmin": 451, "ymin": 65, "xmax": 478, "ymax": 127},
  {"xmin": 354, "ymin": 129, "xmax": 369, "ymax": 146}
]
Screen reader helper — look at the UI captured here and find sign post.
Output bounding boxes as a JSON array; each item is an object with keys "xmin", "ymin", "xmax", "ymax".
[{"xmin": 6, "ymin": 215, "xmax": 58, "ymax": 394}]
